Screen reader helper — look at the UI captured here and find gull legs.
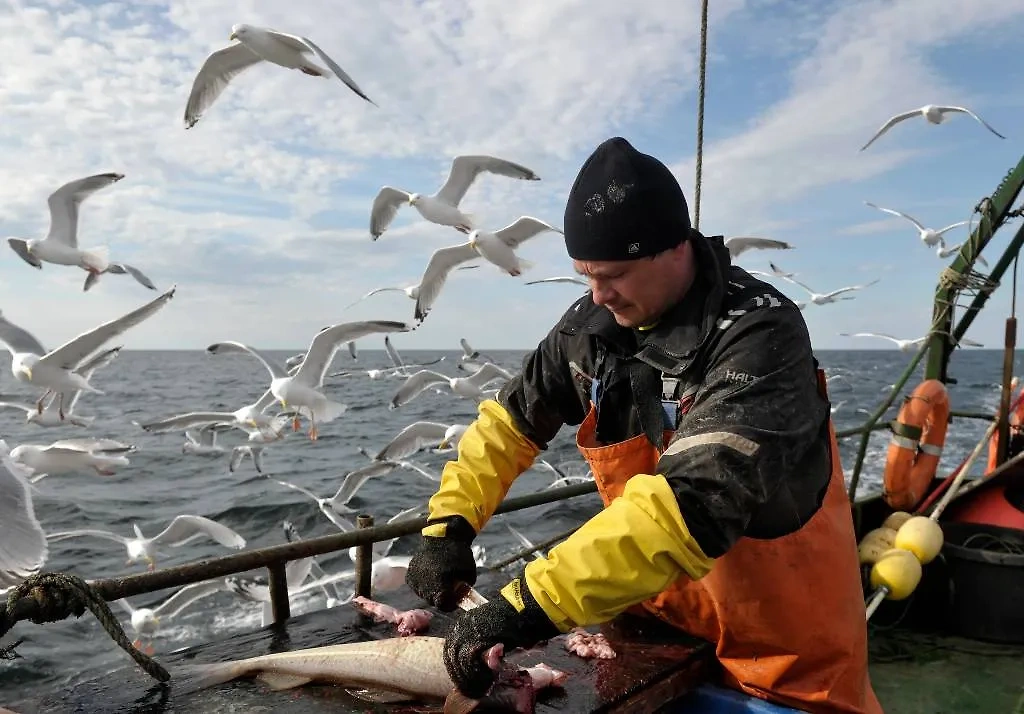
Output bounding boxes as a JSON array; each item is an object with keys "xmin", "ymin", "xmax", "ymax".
[{"xmin": 35, "ymin": 389, "xmax": 52, "ymax": 414}]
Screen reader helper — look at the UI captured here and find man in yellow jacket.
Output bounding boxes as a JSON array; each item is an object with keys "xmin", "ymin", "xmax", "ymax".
[{"xmin": 406, "ymin": 137, "xmax": 881, "ymax": 714}]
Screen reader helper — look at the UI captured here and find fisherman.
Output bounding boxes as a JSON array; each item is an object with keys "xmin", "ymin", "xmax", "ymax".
[{"xmin": 405, "ymin": 136, "xmax": 882, "ymax": 714}]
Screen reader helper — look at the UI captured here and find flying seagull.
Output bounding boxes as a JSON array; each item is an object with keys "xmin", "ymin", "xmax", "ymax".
[{"xmin": 860, "ymin": 104, "xmax": 1005, "ymax": 151}]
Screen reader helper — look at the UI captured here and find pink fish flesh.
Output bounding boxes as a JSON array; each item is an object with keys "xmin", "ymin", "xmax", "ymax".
[{"xmin": 352, "ymin": 595, "xmax": 433, "ymax": 635}]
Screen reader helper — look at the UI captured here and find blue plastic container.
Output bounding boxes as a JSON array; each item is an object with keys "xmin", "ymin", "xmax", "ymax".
[{"xmin": 670, "ymin": 684, "xmax": 806, "ymax": 713}]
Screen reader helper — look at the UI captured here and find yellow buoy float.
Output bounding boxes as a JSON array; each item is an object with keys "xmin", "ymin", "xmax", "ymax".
[
  {"xmin": 894, "ymin": 516, "xmax": 944, "ymax": 565},
  {"xmin": 857, "ymin": 527, "xmax": 898, "ymax": 564},
  {"xmin": 869, "ymin": 548, "xmax": 923, "ymax": 601}
]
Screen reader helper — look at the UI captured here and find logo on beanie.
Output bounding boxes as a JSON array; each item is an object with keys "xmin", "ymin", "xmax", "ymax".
[{"xmin": 628, "ymin": 242, "xmax": 640, "ymax": 254}]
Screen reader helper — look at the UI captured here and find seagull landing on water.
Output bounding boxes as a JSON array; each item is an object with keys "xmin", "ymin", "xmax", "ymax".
[
  {"xmin": 369, "ymin": 155, "xmax": 541, "ymax": 240},
  {"xmin": 6, "ymin": 173, "xmax": 156, "ymax": 291},
  {"xmin": 864, "ymin": 202, "xmax": 968, "ymax": 248},
  {"xmin": 413, "ymin": 217, "xmax": 563, "ymax": 322},
  {"xmin": 860, "ymin": 104, "xmax": 1006, "ymax": 151},
  {"xmin": 782, "ymin": 276, "xmax": 879, "ymax": 306},
  {"xmin": 724, "ymin": 237, "xmax": 793, "ymax": 260},
  {"xmin": 184, "ymin": 23, "xmax": 376, "ymax": 129}
]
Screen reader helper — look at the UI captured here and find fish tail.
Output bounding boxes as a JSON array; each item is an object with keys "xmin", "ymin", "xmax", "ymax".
[{"xmin": 170, "ymin": 661, "xmax": 240, "ymax": 695}]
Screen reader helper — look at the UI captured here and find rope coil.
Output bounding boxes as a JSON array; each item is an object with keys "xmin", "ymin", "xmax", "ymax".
[{"xmin": 1, "ymin": 572, "xmax": 170, "ymax": 683}]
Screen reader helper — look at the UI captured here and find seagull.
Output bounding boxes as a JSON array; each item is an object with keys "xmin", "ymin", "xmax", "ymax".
[
  {"xmin": 524, "ymin": 276, "xmax": 589, "ymax": 287},
  {"xmin": 114, "ymin": 579, "xmax": 235, "ymax": 653},
  {"xmin": 0, "ymin": 286, "xmax": 175, "ymax": 418},
  {"xmin": 413, "ymin": 216, "xmax": 562, "ymax": 321},
  {"xmin": 783, "ymin": 276, "xmax": 879, "ymax": 306},
  {"xmin": 937, "ymin": 240, "xmax": 988, "ymax": 266},
  {"xmin": 136, "ymin": 386, "xmax": 284, "ymax": 439},
  {"xmin": 47, "ymin": 514, "xmax": 245, "ymax": 570},
  {"xmin": 8, "ymin": 438, "xmax": 136, "ymax": 483},
  {"xmin": 864, "ymin": 202, "xmax": 968, "ymax": 248},
  {"xmin": 390, "ymin": 363, "xmax": 511, "ymax": 409},
  {"xmin": 6, "ymin": 173, "xmax": 156, "ymax": 291},
  {"xmin": 748, "ymin": 262, "xmax": 795, "ymax": 280},
  {"xmin": 182, "ymin": 424, "xmax": 231, "ymax": 455},
  {"xmin": 207, "ymin": 320, "xmax": 411, "ymax": 440},
  {"xmin": 0, "ymin": 441, "xmax": 46, "ymax": 588},
  {"xmin": 373, "ymin": 421, "xmax": 469, "ymax": 461},
  {"xmin": 343, "ymin": 265, "xmax": 479, "ymax": 310},
  {"xmin": 724, "ymin": 237, "xmax": 793, "ymax": 259},
  {"xmin": 0, "ymin": 346, "xmax": 122, "ymax": 428},
  {"xmin": 860, "ymin": 104, "xmax": 1006, "ymax": 151},
  {"xmin": 184, "ymin": 23, "xmax": 375, "ymax": 129},
  {"xmin": 839, "ymin": 332, "xmax": 927, "ymax": 352},
  {"xmin": 369, "ymin": 156, "xmax": 541, "ymax": 239}
]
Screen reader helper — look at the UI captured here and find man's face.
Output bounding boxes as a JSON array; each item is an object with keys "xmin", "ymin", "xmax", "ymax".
[{"xmin": 573, "ymin": 241, "xmax": 693, "ymax": 327}]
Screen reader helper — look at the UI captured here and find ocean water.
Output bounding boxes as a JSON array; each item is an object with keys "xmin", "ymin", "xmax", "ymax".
[{"xmin": 0, "ymin": 346, "xmax": 1017, "ymax": 705}]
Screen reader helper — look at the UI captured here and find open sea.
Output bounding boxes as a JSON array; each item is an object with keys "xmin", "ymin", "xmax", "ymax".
[{"xmin": 0, "ymin": 346, "xmax": 1018, "ymax": 707}]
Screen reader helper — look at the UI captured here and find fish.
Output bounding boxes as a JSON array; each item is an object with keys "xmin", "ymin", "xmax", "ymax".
[{"xmin": 177, "ymin": 635, "xmax": 565, "ymax": 713}]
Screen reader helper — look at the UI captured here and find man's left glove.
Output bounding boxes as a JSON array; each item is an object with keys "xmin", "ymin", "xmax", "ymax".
[{"xmin": 443, "ymin": 577, "xmax": 561, "ymax": 699}]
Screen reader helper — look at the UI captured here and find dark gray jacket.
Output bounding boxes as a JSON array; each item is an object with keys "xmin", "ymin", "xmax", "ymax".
[{"xmin": 498, "ymin": 235, "xmax": 833, "ymax": 559}]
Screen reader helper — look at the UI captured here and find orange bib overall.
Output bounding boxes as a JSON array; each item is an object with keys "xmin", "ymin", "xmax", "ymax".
[{"xmin": 575, "ymin": 370, "xmax": 881, "ymax": 714}]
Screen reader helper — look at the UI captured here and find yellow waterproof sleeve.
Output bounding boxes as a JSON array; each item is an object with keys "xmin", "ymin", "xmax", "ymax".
[
  {"xmin": 522, "ymin": 473, "xmax": 713, "ymax": 632},
  {"xmin": 424, "ymin": 399, "xmax": 540, "ymax": 535}
]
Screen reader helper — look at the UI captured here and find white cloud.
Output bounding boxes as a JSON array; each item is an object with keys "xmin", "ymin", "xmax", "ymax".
[{"xmin": 0, "ymin": 0, "xmax": 1021, "ymax": 354}]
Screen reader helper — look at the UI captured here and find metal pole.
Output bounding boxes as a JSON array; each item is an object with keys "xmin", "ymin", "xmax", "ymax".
[
  {"xmin": 997, "ymin": 317, "xmax": 1017, "ymax": 466},
  {"xmin": 267, "ymin": 562, "xmax": 291, "ymax": 624},
  {"xmin": 354, "ymin": 514, "xmax": 374, "ymax": 598}
]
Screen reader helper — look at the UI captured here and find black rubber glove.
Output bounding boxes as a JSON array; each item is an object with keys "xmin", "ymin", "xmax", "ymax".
[
  {"xmin": 443, "ymin": 577, "xmax": 561, "ymax": 699},
  {"xmin": 405, "ymin": 515, "xmax": 479, "ymax": 611}
]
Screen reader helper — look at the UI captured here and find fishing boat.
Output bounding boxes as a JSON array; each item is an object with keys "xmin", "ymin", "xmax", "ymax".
[{"xmin": 5, "ymin": 7, "xmax": 1024, "ymax": 714}]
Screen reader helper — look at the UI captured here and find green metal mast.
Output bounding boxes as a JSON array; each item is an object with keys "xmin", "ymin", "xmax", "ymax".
[{"xmin": 923, "ymin": 156, "xmax": 1024, "ymax": 382}]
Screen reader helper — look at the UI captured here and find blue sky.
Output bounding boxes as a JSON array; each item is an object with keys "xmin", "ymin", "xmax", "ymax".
[{"xmin": 1, "ymin": 0, "xmax": 1023, "ymax": 352}]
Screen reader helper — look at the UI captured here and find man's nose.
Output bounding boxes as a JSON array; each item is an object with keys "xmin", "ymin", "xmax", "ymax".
[{"xmin": 590, "ymin": 281, "xmax": 616, "ymax": 305}]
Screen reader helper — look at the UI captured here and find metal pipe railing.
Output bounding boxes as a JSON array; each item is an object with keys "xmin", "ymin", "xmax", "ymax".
[{"xmin": 3, "ymin": 481, "xmax": 598, "ymax": 629}]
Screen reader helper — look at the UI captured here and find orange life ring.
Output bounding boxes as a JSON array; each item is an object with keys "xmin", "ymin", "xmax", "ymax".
[{"xmin": 883, "ymin": 380, "xmax": 950, "ymax": 510}]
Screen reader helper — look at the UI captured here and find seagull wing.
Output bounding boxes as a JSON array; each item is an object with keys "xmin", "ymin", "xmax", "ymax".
[
  {"xmin": 8, "ymin": 239, "xmax": 43, "ymax": 269},
  {"xmin": 0, "ymin": 444, "xmax": 46, "ymax": 588},
  {"xmin": 435, "ymin": 155, "xmax": 540, "ymax": 206},
  {"xmin": 265, "ymin": 30, "xmax": 375, "ymax": 105},
  {"xmin": 390, "ymin": 370, "xmax": 450, "ymax": 409},
  {"xmin": 46, "ymin": 528, "xmax": 129, "ymax": 545},
  {"xmin": 383, "ymin": 335, "xmax": 404, "ymax": 370},
  {"xmin": 183, "ymin": 43, "xmax": 263, "ymax": 129},
  {"xmin": 859, "ymin": 109, "xmax": 921, "ymax": 151},
  {"xmin": 935, "ymin": 221, "xmax": 968, "ymax": 236},
  {"xmin": 150, "ymin": 515, "xmax": 245, "ymax": 549},
  {"xmin": 414, "ymin": 243, "xmax": 479, "ymax": 321},
  {"xmin": 206, "ymin": 340, "xmax": 289, "ymax": 380},
  {"xmin": 0, "ymin": 313, "xmax": 47, "ymax": 357},
  {"xmin": 493, "ymin": 216, "xmax": 563, "ymax": 248},
  {"xmin": 938, "ymin": 106, "xmax": 1006, "ymax": 139},
  {"xmin": 40, "ymin": 287, "xmax": 175, "ymax": 370},
  {"xmin": 369, "ymin": 187, "xmax": 412, "ymax": 239},
  {"xmin": 375, "ymin": 421, "xmax": 450, "ymax": 461},
  {"xmin": 724, "ymin": 237, "xmax": 793, "ymax": 258},
  {"xmin": 295, "ymin": 321, "xmax": 410, "ymax": 387},
  {"xmin": 106, "ymin": 263, "xmax": 157, "ymax": 290},
  {"xmin": 153, "ymin": 580, "xmax": 228, "ymax": 619},
  {"xmin": 137, "ymin": 411, "xmax": 238, "ymax": 433},
  {"xmin": 465, "ymin": 362, "xmax": 511, "ymax": 387},
  {"xmin": 524, "ymin": 276, "xmax": 589, "ymax": 286},
  {"xmin": 45, "ymin": 173, "xmax": 125, "ymax": 247},
  {"xmin": 864, "ymin": 202, "xmax": 925, "ymax": 232},
  {"xmin": 329, "ymin": 461, "xmax": 398, "ymax": 507}
]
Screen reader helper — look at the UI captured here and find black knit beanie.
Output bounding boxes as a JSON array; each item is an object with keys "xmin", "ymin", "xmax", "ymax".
[{"xmin": 563, "ymin": 137, "xmax": 692, "ymax": 261}]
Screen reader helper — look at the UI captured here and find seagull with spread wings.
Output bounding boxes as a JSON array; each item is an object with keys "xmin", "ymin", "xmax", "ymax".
[
  {"xmin": 864, "ymin": 201, "xmax": 968, "ymax": 248},
  {"xmin": 0, "ymin": 287, "xmax": 176, "ymax": 417},
  {"xmin": 369, "ymin": 155, "xmax": 540, "ymax": 239},
  {"xmin": 413, "ymin": 216, "xmax": 562, "ymax": 321},
  {"xmin": 184, "ymin": 23, "xmax": 375, "ymax": 129},
  {"xmin": 207, "ymin": 320, "xmax": 411, "ymax": 440},
  {"xmin": 6, "ymin": 173, "xmax": 156, "ymax": 291},
  {"xmin": 860, "ymin": 104, "xmax": 1005, "ymax": 151}
]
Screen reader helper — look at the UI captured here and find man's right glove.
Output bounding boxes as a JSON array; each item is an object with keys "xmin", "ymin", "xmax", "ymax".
[{"xmin": 405, "ymin": 515, "xmax": 479, "ymax": 611}]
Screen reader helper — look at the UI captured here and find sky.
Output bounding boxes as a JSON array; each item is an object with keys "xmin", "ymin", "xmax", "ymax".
[{"xmin": 1, "ymin": 0, "xmax": 1024, "ymax": 353}]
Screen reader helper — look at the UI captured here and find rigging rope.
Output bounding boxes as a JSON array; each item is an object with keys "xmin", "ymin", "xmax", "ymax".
[
  {"xmin": 693, "ymin": 0, "xmax": 709, "ymax": 231},
  {"xmin": 0, "ymin": 572, "xmax": 170, "ymax": 683}
]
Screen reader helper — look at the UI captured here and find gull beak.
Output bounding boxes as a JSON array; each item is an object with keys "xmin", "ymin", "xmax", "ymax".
[
  {"xmin": 229, "ymin": 32, "xmax": 238, "ymax": 41},
  {"xmin": 23, "ymin": 368, "xmax": 32, "ymax": 380},
  {"xmin": 438, "ymin": 439, "xmax": 449, "ymax": 450}
]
